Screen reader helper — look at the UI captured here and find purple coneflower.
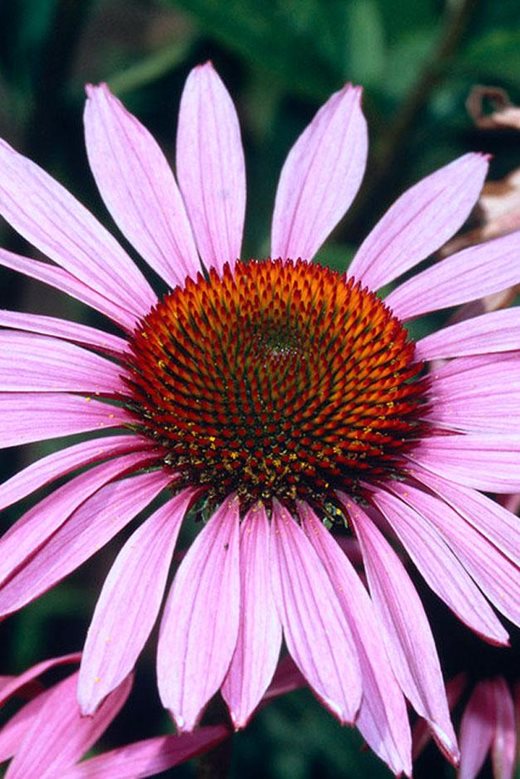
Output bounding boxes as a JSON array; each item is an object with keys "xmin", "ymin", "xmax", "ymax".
[
  {"xmin": 414, "ymin": 673, "xmax": 519, "ymax": 779},
  {"xmin": 1, "ymin": 62, "xmax": 520, "ymax": 775},
  {"xmin": 457, "ymin": 676, "xmax": 519, "ymax": 779}
]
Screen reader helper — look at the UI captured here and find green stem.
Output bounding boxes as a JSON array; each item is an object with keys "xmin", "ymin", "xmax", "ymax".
[{"xmin": 107, "ymin": 39, "xmax": 194, "ymax": 96}]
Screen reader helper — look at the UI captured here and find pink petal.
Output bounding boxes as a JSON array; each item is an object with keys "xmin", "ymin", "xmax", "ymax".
[
  {"xmin": 425, "ymin": 393, "xmax": 520, "ymax": 435},
  {"xmin": 0, "ymin": 654, "xmax": 80, "ymax": 707},
  {"xmin": 0, "ymin": 309, "xmax": 127, "ymax": 354},
  {"xmin": 270, "ymin": 501, "xmax": 361, "ymax": 724},
  {"xmin": 409, "ymin": 434, "xmax": 520, "ymax": 493},
  {"xmin": 501, "ymin": 494, "xmax": 520, "ymax": 515},
  {"xmin": 0, "ymin": 467, "xmax": 169, "ymax": 617},
  {"xmin": 346, "ymin": 498, "xmax": 458, "ymax": 763},
  {"xmin": 5, "ymin": 672, "xmax": 131, "ymax": 779},
  {"xmin": 0, "ymin": 139, "xmax": 156, "ymax": 320},
  {"xmin": 299, "ymin": 501, "xmax": 412, "ymax": 776},
  {"xmin": 61, "ymin": 726, "xmax": 230, "ymax": 779},
  {"xmin": 0, "ymin": 450, "xmax": 157, "ymax": 588},
  {"xmin": 176, "ymin": 63, "xmax": 245, "ymax": 274},
  {"xmin": 428, "ymin": 353, "xmax": 520, "ymax": 399},
  {"xmin": 431, "ymin": 352, "xmax": 520, "ymax": 381},
  {"xmin": 271, "ymin": 84, "xmax": 367, "ymax": 262},
  {"xmin": 0, "ymin": 690, "xmax": 54, "ymax": 762},
  {"xmin": 491, "ymin": 678, "xmax": 516, "ymax": 779},
  {"xmin": 0, "ymin": 677, "xmax": 14, "ymax": 693},
  {"xmin": 84, "ymin": 84, "xmax": 200, "ymax": 288},
  {"xmin": 372, "ymin": 486, "xmax": 509, "ymax": 644},
  {"xmin": 221, "ymin": 503, "xmax": 282, "ymax": 728},
  {"xmin": 0, "ymin": 248, "xmax": 136, "ymax": 331},
  {"xmin": 413, "ymin": 674, "xmax": 467, "ymax": 760},
  {"xmin": 426, "ymin": 355, "xmax": 520, "ymax": 433},
  {"xmin": 425, "ymin": 404, "xmax": 520, "ymax": 436},
  {"xmin": 410, "ymin": 468, "xmax": 520, "ymax": 569},
  {"xmin": 158, "ymin": 495, "xmax": 241, "ymax": 731},
  {"xmin": 416, "ymin": 308, "xmax": 520, "ymax": 361},
  {"xmin": 387, "ymin": 482, "xmax": 520, "ymax": 632},
  {"xmin": 349, "ymin": 154, "xmax": 488, "ymax": 290},
  {"xmin": 78, "ymin": 487, "xmax": 197, "ymax": 715},
  {"xmin": 386, "ymin": 230, "xmax": 520, "ymax": 321},
  {"xmin": 459, "ymin": 680, "xmax": 496, "ymax": 779},
  {"xmin": 0, "ymin": 434, "xmax": 151, "ymax": 512},
  {"xmin": 0, "ymin": 392, "xmax": 131, "ymax": 448},
  {"xmin": 0, "ymin": 331, "xmax": 126, "ymax": 393}
]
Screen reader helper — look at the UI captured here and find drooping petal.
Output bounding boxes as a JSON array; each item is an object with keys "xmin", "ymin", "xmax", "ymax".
[
  {"xmin": 413, "ymin": 674, "xmax": 467, "ymax": 760},
  {"xmin": 0, "ymin": 393, "xmax": 131, "ymax": 449},
  {"xmin": 0, "ymin": 677, "xmax": 14, "ymax": 693},
  {"xmin": 0, "ymin": 332, "xmax": 126, "ymax": 393},
  {"xmin": 5, "ymin": 672, "xmax": 131, "ymax": 779},
  {"xmin": 78, "ymin": 488, "xmax": 197, "ymax": 715},
  {"xmin": 0, "ymin": 139, "xmax": 156, "ymax": 320},
  {"xmin": 271, "ymin": 84, "xmax": 367, "ymax": 262},
  {"xmin": 491, "ymin": 678, "xmax": 516, "ymax": 779},
  {"xmin": 299, "ymin": 502, "xmax": 412, "ymax": 776},
  {"xmin": 0, "ymin": 451, "xmax": 158, "ymax": 587},
  {"xmin": 269, "ymin": 501, "xmax": 361, "ymax": 724},
  {"xmin": 372, "ymin": 486, "xmax": 509, "ymax": 644},
  {"xmin": 346, "ymin": 498, "xmax": 458, "ymax": 763},
  {"xmin": 0, "ymin": 248, "xmax": 137, "ymax": 331},
  {"xmin": 409, "ymin": 467, "xmax": 520, "ymax": 569},
  {"xmin": 84, "ymin": 84, "xmax": 200, "ymax": 288},
  {"xmin": 176, "ymin": 62, "xmax": 245, "ymax": 274},
  {"xmin": 0, "ymin": 309, "xmax": 127, "ymax": 354},
  {"xmin": 61, "ymin": 727, "xmax": 230, "ymax": 779},
  {"xmin": 0, "ymin": 434, "xmax": 151, "ymax": 512},
  {"xmin": 458, "ymin": 681, "xmax": 496, "ymax": 779},
  {"xmin": 408, "ymin": 434, "xmax": 520, "ymax": 493},
  {"xmin": 348, "ymin": 154, "xmax": 488, "ymax": 290},
  {"xmin": 387, "ymin": 482, "xmax": 520, "ymax": 631},
  {"xmin": 416, "ymin": 308, "xmax": 520, "ymax": 361},
  {"xmin": 0, "ymin": 690, "xmax": 53, "ymax": 762},
  {"xmin": 0, "ymin": 467, "xmax": 169, "ymax": 617},
  {"xmin": 221, "ymin": 503, "xmax": 282, "ymax": 729},
  {"xmin": 158, "ymin": 495, "xmax": 241, "ymax": 731},
  {"xmin": 386, "ymin": 230, "xmax": 520, "ymax": 321},
  {"xmin": 0, "ymin": 654, "xmax": 80, "ymax": 707}
]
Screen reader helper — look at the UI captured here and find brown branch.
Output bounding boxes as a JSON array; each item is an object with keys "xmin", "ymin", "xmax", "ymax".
[{"xmin": 343, "ymin": 0, "xmax": 480, "ymax": 238}]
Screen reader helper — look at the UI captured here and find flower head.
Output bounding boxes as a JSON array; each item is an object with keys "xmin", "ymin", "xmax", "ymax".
[
  {"xmin": 126, "ymin": 258, "xmax": 425, "ymax": 513},
  {"xmin": 1, "ymin": 62, "xmax": 520, "ymax": 776}
]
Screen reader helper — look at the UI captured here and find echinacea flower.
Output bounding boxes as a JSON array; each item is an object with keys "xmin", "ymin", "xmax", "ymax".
[
  {"xmin": 457, "ymin": 677, "xmax": 519, "ymax": 779},
  {"xmin": 414, "ymin": 672, "xmax": 519, "ymax": 779},
  {"xmin": 1, "ymin": 61, "xmax": 520, "ymax": 775},
  {"xmin": 0, "ymin": 654, "xmax": 229, "ymax": 778}
]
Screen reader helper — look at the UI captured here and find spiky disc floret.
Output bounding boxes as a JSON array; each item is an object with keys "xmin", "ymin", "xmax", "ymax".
[{"xmin": 125, "ymin": 259, "xmax": 427, "ymax": 514}]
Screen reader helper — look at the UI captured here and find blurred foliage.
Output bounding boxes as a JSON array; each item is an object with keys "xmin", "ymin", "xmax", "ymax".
[{"xmin": 0, "ymin": 0, "xmax": 520, "ymax": 776}]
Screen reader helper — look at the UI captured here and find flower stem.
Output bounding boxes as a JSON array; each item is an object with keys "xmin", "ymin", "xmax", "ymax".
[{"xmin": 343, "ymin": 0, "xmax": 480, "ymax": 239}]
